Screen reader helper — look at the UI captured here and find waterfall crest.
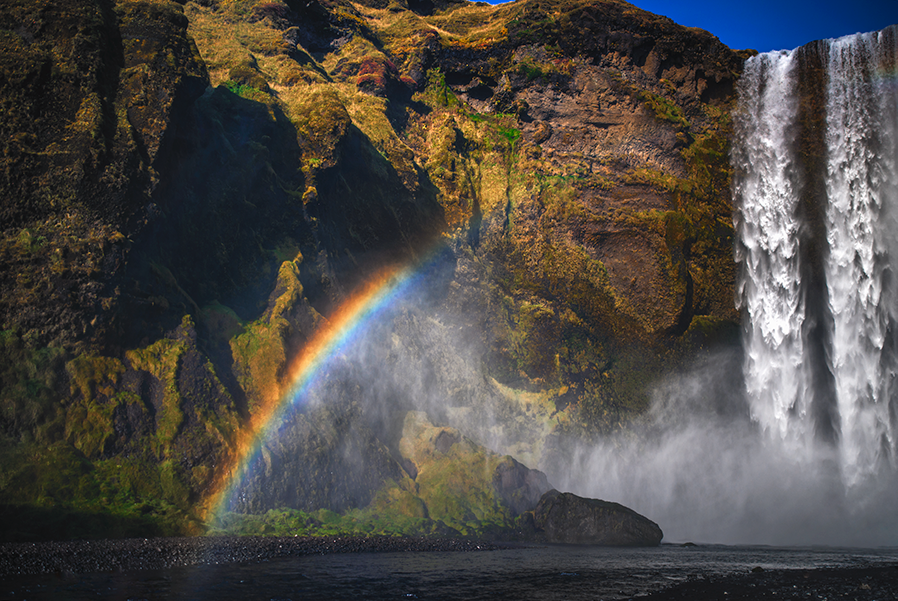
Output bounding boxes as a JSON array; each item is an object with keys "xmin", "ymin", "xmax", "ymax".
[{"xmin": 734, "ymin": 26, "xmax": 898, "ymax": 487}]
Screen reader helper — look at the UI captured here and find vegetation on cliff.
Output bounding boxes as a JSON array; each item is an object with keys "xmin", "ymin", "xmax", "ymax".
[{"xmin": 0, "ymin": 0, "xmax": 745, "ymax": 540}]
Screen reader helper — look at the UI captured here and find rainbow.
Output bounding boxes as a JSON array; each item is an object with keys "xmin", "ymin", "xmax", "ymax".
[{"xmin": 204, "ymin": 259, "xmax": 427, "ymax": 520}]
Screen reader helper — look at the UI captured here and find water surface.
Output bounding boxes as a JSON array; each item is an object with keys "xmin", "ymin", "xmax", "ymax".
[{"xmin": 5, "ymin": 544, "xmax": 896, "ymax": 600}]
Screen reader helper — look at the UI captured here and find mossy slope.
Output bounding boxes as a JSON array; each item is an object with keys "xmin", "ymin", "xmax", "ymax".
[{"xmin": 212, "ymin": 410, "xmax": 550, "ymax": 539}]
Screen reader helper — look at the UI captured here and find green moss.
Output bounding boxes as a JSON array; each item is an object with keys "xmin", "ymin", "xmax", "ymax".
[
  {"xmin": 14, "ymin": 229, "xmax": 47, "ymax": 255},
  {"xmin": 511, "ymin": 54, "xmax": 575, "ymax": 84},
  {"xmin": 209, "ymin": 498, "xmax": 445, "ymax": 538},
  {"xmin": 497, "ymin": 123, "xmax": 521, "ymax": 146},
  {"xmin": 510, "ymin": 14, "xmax": 557, "ymax": 44},
  {"xmin": 66, "ymin": 355, "xmax": 125, "ymax": 402},
  {"xmin": 625, "ymin": 167, "xmax": 685, "ymax": 195},
  {"xmin": 229, "ymin": 315, "xmax": 287, "ymax": 413},
  {"xmin": 125, "ymin": 320, "xmax": 190, "ymax": 454},
  {"xmin": 517, "ymin": 57, "xmax": 546, "ymax": 82},
  {"xmin": 0, "ymin": 442, "xmax": 198, "ymax": 540},
  {"xmin": 159, "ymin": 459, "xmax": 191, "ymax": 508},
  {"xmin": 415, "ymin": 449, "xmax": 513, "ymax": 535},
  {"xmin": 208, "ymin": 414, "xmax": 536, "ymax": 538},
  {"xmin": 681, "ymin": 128, "xmax": 732, "ymax": 210},
  {"xmin": 227, "ymin": 259, "xmax": 322, "ymax": 415},
  {"xmin": 0, "ymin": 331, "xmax": 66, "ymax": 444},
  {"xmin": 672, "ymin": 110, "xmax": 739, "ymax": 323},
  {"xmin": 290, "ymin": 87, "xmax": 352, "ymax": 167},
  {"xmin": 207, "ymin": 507, "xmax": 316, "ymax": 536},
  {"xmin": 64, "ymin": 391, "xmax": 143, "ymax": 459},
  {"xmin": 191, "ymin": 362, "xmax": 241, "ymax": 444},
  {"xmin": 227, "ymin": 58, "xmax": 270, "ymax": 91},
  {"xmin": 538, "ymin": 174, "xmax": 588, "ymax": 221},
  {"xmin": 425, "ymin": 67, "xmax": 458, "ymax": 108},
  {"xmin": 212, "ymin": 414, "xmax": 530, "ymax": 539},
  {"xmin": 208, "ymin": 474, "xmax": 505, "ymax": 539},
  {"xmin": 0, "ymin": 328, "xmax": 208, "ymax": 539},
  {"xmin": 223, "ymin": 79, "xmax": 266, "ymax": 99},
  {"xmin": 639, "ymin": 90, "xmax": 690, "ymax": 129},
  {"xmin": 270, "ymin": 261, "xmax": 304, "ymax": 320}
]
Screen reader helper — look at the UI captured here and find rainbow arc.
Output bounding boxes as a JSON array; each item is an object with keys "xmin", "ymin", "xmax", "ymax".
[{"xmin": 205, "ymin": 261, "xmax": 424, "ymax": 520}]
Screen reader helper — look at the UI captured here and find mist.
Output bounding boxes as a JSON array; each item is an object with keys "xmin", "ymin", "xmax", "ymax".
[
  {"xmin": 227, "ymin": 261, "xmax": 898, "ymax": 546},
  {"xmin": 553, "ymin": 349, "xmax": 898, "ymax": 546}
]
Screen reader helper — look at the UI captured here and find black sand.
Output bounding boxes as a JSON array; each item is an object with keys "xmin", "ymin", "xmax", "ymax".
[
  {"xmin": 0, "ymin": 536, "xmax": 500, "ymax": 578},
  {"xmin": 1, "ymin": 537, "xmax": 897, "ymax": 600}
]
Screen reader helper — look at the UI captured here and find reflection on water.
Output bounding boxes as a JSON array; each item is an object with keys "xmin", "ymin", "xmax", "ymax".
[{"xmin": 3, "ymin": 544, "xmax": 897, "ymax": 600}]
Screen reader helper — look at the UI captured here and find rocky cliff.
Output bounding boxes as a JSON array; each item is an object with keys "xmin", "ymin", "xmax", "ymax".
[{"xmin": 0, "ymin": 0, "xmax": 747, "ymax": 539}]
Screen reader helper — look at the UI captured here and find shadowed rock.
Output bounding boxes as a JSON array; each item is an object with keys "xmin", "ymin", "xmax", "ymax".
[
  {"xmin": 492, "ymin": 456, "xmax": 551, "ymax": 516},
  {"xmin": 534, "ymin": 489, "xmax": 662, "ymax": 546}
]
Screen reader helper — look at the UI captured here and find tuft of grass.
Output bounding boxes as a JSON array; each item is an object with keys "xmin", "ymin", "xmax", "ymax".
[
  {"xmin": 223, "ymin": 80, "xmax": 266, "ymax": 99},
  {"xmin": 639, "ymin": 90, "xmax": 690, "ymax": 129}
]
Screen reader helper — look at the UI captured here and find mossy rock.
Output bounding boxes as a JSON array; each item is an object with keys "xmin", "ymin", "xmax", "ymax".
[
  {"xmin": 399, "ymin": 411, "xmax": 550, "ymax": 534},
  {"xmin": 227, "ymin": 59, "xmax": 273, "ymax": 95},
  {"xmin": 291, "ymin": 87, "xmax": 353, "ymax": 165},
  {"xmin": 0, "ymin": 331, "xmax": 66, "ymax": 444}
]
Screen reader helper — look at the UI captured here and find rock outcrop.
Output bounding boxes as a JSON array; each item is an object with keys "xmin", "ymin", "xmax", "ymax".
[
  {"xmin": 534, "ymin": 489, "xmax": 663, "ymax": 546},
  {"xmin": 223, "ymin": 409, "xmax": 554, "ymax": 538},
  {"xmin": 399, "ymin": 411, "xmax": 552, "ymax": 526}
]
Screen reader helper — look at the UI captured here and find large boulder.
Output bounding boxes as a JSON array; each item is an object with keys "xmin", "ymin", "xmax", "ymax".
[
  {"xmin": 492, "ymin": 456, "xmax": 551, "ymax": 516},
  {"xmin": 534, "ymin": 490, "xmax": 663, "ymax": 546}
]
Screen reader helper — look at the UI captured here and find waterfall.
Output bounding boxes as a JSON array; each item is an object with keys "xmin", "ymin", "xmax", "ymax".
[
  {"xmin": 540, "ymin": 27, "xmax": 898, "ymax": 543},
  {"xmin": 733, "ymin": 50, "xmax": 810, "ymax": 446},
  {"xmin": 559, "ymin": 30, "xmax": 898, "ymax": 544},
  {"xmin": 734, "ymin": 26, "xmax": 898, "ymax": 487}
]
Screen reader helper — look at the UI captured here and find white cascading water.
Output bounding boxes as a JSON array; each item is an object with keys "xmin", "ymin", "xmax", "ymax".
[
  {"xmin": 824, "ymin": 31, "xmax": 898, "ymax": 486},
  {"xmin": 736, "ymin": 28, "xmax": 898, "ymax": 487},
  {"xmin": 732, "ymin": 49, "xmax": 813, "ymax": 448}
]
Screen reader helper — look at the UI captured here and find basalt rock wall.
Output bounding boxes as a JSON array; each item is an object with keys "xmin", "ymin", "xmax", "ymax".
[{"xmin": 0, "ymin": 0, "xmax": 747, "ymax": 538}]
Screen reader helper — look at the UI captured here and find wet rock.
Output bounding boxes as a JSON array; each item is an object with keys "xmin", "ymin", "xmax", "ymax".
[
  {"xmin": 533, "ymin": 489, "xmax": 663, "ymax": 546},
  {"xmin": 492, "ymin": 456, "xmax": 551, "ymax": 516}
]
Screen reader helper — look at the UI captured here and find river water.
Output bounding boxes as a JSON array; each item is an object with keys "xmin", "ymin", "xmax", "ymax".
[{"xmin": 4, "ymin": 544, "xmax": 897, "ymax": 600}]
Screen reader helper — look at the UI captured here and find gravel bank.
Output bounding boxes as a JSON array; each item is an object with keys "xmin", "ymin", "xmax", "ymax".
[{"xmin": 0, "ymin": 535, "xmax": 501, "ymax": 578}]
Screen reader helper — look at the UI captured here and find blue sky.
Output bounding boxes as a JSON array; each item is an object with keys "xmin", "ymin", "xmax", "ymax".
[{"xmin": 483, "ymin": 0, "xmax": 898, "ymax": 53}]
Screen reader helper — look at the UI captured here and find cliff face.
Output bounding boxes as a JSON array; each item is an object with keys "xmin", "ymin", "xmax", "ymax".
[{"xmin": 0, "ymin": 0, "xmax": 746, "ymax": 538}]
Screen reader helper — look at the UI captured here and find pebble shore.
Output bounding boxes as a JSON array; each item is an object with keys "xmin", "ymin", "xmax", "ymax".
[{"xmin": 0, "ymin": 536, "xmax": 500, "ymax": 578}]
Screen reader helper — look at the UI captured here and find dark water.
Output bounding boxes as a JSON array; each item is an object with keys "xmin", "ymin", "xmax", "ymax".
[{"xmin": 3, "ymin": 544, "xmax": 897, "ymax": 600}]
